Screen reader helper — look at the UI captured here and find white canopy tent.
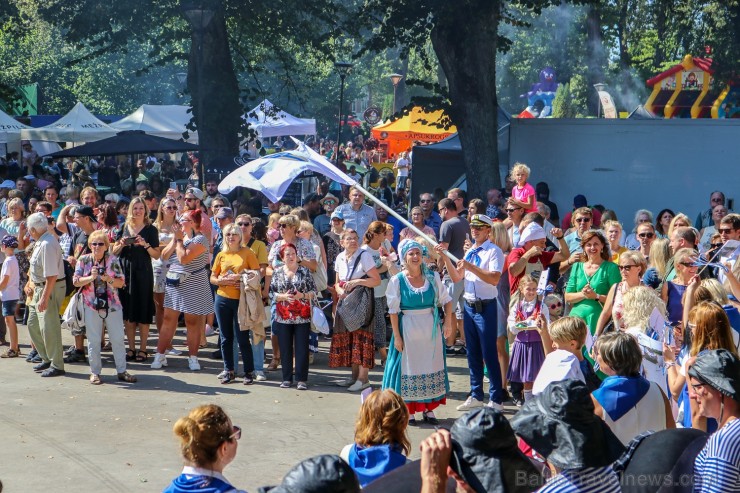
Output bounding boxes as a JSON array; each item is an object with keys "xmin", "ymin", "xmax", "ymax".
[
  {"xmin": 111, "ymin": 104, "xmax": 198, "ymax": 143},
  {"xmin": 245, "ymin": 99, "xmax": 316, "ymax": 138},
  {"xmin": 20, "ymin": 102, "xmax": 117, "ymax": 143},
  {"xmin": 0, "ymin": 108, "xmax": 31, "ymax": 144}
]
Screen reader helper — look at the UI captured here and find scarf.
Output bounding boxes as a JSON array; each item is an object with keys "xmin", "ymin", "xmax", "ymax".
[
  {"xmin": 346, "ymin": 443, "xmax": 407, "ymax": 487},
  {"xmin": 592, "ymin": 375, "xmax": 651, "ymax": 421},
  {"xmin": 465, "ymin": 244, "xmax": 484, "ymax": 267}
]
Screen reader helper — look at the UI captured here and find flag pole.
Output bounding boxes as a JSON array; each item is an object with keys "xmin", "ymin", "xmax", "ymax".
[{"xmin": 349, "ymin": 181, "xmax": 460, "ymax": 263}]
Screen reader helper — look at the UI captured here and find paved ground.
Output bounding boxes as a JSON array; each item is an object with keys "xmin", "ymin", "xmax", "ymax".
[{"xmin": 0, "ymin": 326, "xmax": 515, "ymax": 492}]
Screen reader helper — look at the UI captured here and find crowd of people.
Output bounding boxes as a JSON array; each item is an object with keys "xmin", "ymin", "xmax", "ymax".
[{"xmin": 2, "ymin": 142, "xmax": 740, "ymax": 492}]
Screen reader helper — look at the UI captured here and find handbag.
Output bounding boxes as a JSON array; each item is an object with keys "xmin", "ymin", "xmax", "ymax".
[
  {"xmin": 310, "ymin": 299, "xmax": 330, "ymax": 334},
  {"xmin": 336, "ymin": 253, "xmax": 375, "ymax": 332},
  {"xmin": 61, "ymin": 290, "xmax": 86, "ymax": 336},
  {"xmin": 276, "ymin": 299, "xmax": 311, "ymax": 321}
]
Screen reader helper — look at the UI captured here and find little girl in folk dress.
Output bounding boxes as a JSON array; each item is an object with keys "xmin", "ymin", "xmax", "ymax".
[{"xmin": 506, "ymin": 276, "xmax": 549, "ymax": 405}]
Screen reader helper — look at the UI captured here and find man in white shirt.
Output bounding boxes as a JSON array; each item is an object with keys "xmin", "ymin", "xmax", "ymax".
[
  {"xmin": 393, "ymin": 151, "xmax": 409, "ymax": 194},
  {"xmin": 446, "ymin": 214, "xmax": 506, "ymax": 411}
]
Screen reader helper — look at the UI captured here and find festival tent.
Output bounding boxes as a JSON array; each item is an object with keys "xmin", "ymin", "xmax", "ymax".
[
  {"xmin": 111, "ymin": 104, "xmax": 198, "ymax": 143},
  {"xmin": 47, "ymin": 130, "xmax": 199, "ymax": 157},
  {"xmin": 245, "ymin": 99, "xmax": 316, "ymax": 138},
  {"xmin": 371, "ymin": 107, "xmax": 457, "ymax": 159},
  {"xmin": 409, "ymin": 106, "xmax": 510, "ymax": 198},
  {"xmin": 0, "ymin": 108, "xmax": 31, "ymax": 144},
  {"xmin": 21, "ymin": 102, "xmax": 117, "ymax": 143}
]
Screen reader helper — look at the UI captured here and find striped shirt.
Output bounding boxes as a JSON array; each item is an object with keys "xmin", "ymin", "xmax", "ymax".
[
  {"xmin": 694, "ymin": 418, "xmax": 740, "ymax": 492},
  {"xmin": 537, "ymin": 467, "xmax": 620, "ymax": 493}
]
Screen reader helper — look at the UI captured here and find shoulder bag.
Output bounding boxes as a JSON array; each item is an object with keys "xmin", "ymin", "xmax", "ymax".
[{"xmin": 336, "ymin": 252, "xmax": 375, "ymax": 332}]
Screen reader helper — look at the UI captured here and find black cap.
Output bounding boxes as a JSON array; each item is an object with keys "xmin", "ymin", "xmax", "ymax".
[
  {"xmin": 75, "ymin": 206, "xmax": 97, "ymax": 222},
  {"xmin": 688, "ymin": 349, "xmax": 740, "ymax": 401},
  {"xmin": 259, "ymin": 454, "xmax": 360, "ymax": 493}
]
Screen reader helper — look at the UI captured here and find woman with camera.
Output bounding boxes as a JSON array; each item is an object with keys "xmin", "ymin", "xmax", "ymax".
[
  {"xmin": 113, "ymin": 197, "xmax": 160, "ymax": 363},
  {"xmin": 152, "ymin": 209, "xmax": 214, "ymax": 371},
  {"xmin": 269, "ymin": 243, "xmax": 318, "ymax": 390},
  {"xmin": 73, "ymin": 230, "xmax": 136, "ymax": 384}
]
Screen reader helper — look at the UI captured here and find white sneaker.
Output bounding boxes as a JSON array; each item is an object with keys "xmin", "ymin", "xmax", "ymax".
[
  {"xmin": 486, "ymin": 400, "xmax": 504, "ymax": 411},
  {"xmin": 254, "ymin": 372, "xmax": 267, "ymax": 382},
  {"xmin": 456, "ymin": 396, "xmax": 484, "ymax": 411},
  {"xmin": 217, "ymin": 370, "xmax": 228, "ymax": 379},
  {"xmin": 483, "ymin": 375, "xmax": 490, "ymax": 383},
  {"xmin": 188, "ymin": 356, "xmax": 201, "ymax": 371},
  {"xmin": 150, "ymin": 353, "xmax": 168, "ymax": 369},
  {"xmin": 204, "ymin": 325, "xmax": 216, "ymax": 337},
  {"xmin": 336, "ymin": 378, "xmax": 355, "ymax": 387},
  {"xmin": 166, "ymin": 348, "xmax": 183, "ymax": 356},
  {"xmin": 347, "ymin": 380, "xmax": 371, "ymax": 392}
]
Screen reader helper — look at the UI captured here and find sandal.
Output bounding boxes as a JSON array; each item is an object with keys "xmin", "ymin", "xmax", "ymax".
[
  {"xmin": 117, "ymin": 371, "xmax": 137, "ymax": 383},
  {"xmin": 90, "ymin": 374, "xmax": 102, "ymax": 385},
  {"xmin": 125, "ymin": 349, "xmax": 135, "ymax": 361},
  {"xmin": 266, "ymin": 358, "xmax": 280, "ymax": 371},
  {"xmin": 135, "ymin": 350, "xmax": 149, "ymax": 362},
  {"xmin": 1, "ymin": 348, "xmax": 19, "ymax": 358}
]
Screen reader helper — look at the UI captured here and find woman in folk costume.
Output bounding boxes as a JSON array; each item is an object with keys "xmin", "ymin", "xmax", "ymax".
[{"xmin": 382, "ymin": 239, "xmax": 454, "ymax": 426}]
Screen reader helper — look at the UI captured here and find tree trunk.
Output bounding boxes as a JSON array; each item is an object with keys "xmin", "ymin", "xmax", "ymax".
[
  {"xmin": 430, "ymin": 3, "xmax": 501, "ymax": 197},
  {"xmin": 394, "ymin": 56, "xmax": 409, "ymax": 114},
  {"xmin": 187, "ymin": 9, "xmax": 241, "ymax": 179}
]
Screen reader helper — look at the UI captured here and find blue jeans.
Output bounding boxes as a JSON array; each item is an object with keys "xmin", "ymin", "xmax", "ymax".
[
  {"xmin": 463, "ymin": 300, "xmax": 503, "ymax": 404},
  {"xmin": 251, "ymin": 333, "xmax": 265, "ymax": 374},
  {"xmin": 215, "ymin": 295, "xmax": 254, "ymax": 374}
]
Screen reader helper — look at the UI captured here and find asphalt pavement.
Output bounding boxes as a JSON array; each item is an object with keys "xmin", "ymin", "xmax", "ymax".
[{"xmin": 0, "ymin": 326, "xmax": 514, "ymax": 492}]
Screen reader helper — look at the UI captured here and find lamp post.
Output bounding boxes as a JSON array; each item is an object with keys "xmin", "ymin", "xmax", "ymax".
[
  {"xmin": 334, "ymin": 61, "xmax": 353, "ymax": 165},
  {"xmin": 389, "ymin": 73, "xmax": 403, "ymax": 114},
  {"xmin": 175, "ymin": 72, "xmax": 187, "ymax": 99},
  {"xmin": 183, "ymin": 4, "xmax": 215, "ymax": 190}
]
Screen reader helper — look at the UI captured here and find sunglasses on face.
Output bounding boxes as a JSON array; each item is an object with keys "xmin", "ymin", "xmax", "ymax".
[
  {"xmin": 638, "ymin": 233, "xmax": 655, "ymax": 239},
  {"xmin": 212, "ymin": 204, "xmax": 223, "ymax": 209},
  {"xmin": 575, "ymin": 217, "xmax": 591, "ymax": 223},
  {"xmin": 185, "ymin": 197, "xmax": 196, "ymax": 202},
  {"xmin": 619, "ymin": 264, "xmax": 637, "ymax": 271},
  {"xmin": 420, "ymin": 199, "xmax": 432, "ymax": 203},
  {"xmin": 90, "ymin": 242, "xmax": 105, "ymax": 247},
  {"xmin": 505, "ymin": 208, "xmax": 521, "ymax": 213},
  {"xmin": 549, "ymin": 302, "xmax": 562, "ymax": 309},
  {"xmin": 719, "ymin": 228, "xmax": 735, "ymax": 234},
  {"xmin": 279, "ymin": 224, "xmax": 290, "ymax": 228},
  {"xmin": 164, "ymin": 206, "xmax": 177, "ymax": 211},
  {"xmin": 470, "ymin": 225, "xmax": 487, "ymax": 230},
  {"xmin": 237, "ymin": 222, "xmax": 250, "ymax": 227},
  {"xmin": 680, "ymin": 261, "xmax": 697, "ymax": 267}
]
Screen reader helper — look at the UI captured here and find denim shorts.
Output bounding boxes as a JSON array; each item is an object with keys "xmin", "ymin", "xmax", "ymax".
[{"xmin": 2, "ymin": 300, "xmax": 18, "ymax": 317}]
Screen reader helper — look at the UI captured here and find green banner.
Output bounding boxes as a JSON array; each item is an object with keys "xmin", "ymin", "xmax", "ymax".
[{"xmin": 6, "ymin": 83, "xmax": 39, "ymax": 116}]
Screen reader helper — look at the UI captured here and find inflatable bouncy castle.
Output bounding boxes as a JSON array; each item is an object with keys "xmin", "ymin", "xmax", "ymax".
[{"xmin": 518, "ymin": 67, "xmax": 560, "ymax": 118}]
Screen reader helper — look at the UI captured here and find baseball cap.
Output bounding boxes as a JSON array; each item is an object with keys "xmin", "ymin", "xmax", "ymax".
[
  {"xmin": 185, "ymin": 187, "xmax": 204, "ymax": 201},
  {"xmin": 330, "ymin": 210, "xmax": 344, "ymax": 221},
  {"xmin": 0, "ymin": 180, "xmax": 15, "ymax": 189},
  {"xmin": 573, "ymin": 194, "xmax": 588, "ymax": 208},
  {"xmin": 1, "ymin": 236, "xmax": 19, "ymax": 249},
  {"xmin": 470, "ymin": 214, "xmax": 493, "ymax": 227},
  {"xmin": 75, "ymin": 206, "xmax": 97, "ymax": 222},
  {"xmin": 215, "ymin": 207, "xmax": 234, "ymax": 219}
]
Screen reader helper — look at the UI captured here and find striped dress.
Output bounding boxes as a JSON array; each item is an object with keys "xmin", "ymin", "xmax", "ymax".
[
  {"xmin": 537, "ymin": 467, "xmax": 620, "ymax": 493},
  {"xmin": 163, "ymin": 234, "xmax": 214, "ymax": 316},
  {"xmin": 694, "ymin": 418, "xmax": 740, "ymax": 492}
]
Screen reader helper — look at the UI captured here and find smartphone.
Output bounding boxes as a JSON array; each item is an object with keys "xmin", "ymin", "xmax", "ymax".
[
  {"xmin": 123, "ymin": 237, "xmax": 136, "ymax": 246},
  {"xmin": 169, "ymin": 181, "xmax": 177, "ymax": 191}
]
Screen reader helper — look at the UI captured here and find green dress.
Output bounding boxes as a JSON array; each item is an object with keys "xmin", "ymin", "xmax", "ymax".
[{"xmin": 566, "ymin": 260, "xmax": 621, "ymax": 353}]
